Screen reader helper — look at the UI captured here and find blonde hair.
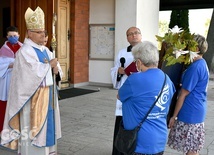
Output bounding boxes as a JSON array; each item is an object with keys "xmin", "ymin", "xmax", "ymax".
[{"xmin": 194, "ymin": 34, "xmax": 208, "ymax": 55}]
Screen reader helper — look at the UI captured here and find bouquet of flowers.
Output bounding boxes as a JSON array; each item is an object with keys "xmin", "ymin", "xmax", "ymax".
[{"xmin": 156, "ymin": 25, "xmax": 199, "ymax": 66}]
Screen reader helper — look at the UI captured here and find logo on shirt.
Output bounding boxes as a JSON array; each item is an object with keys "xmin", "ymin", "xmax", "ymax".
[{"xmin": 155, "ymin": 84, "xmax": 169, "ymax": 111}]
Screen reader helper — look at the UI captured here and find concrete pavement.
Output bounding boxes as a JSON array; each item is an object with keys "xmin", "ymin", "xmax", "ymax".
[{"xmin": 1, "ymin": 80, "xmax": 214, "ymax": 155}]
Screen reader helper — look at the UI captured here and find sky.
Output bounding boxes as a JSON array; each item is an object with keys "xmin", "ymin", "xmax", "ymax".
[{"xmin": 159, "ymin": 8, "xmax": 213, "ymax": 37}]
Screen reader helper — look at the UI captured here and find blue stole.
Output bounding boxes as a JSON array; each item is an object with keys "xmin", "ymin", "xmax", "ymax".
[
  {"xmin": 33, "ymin": 47, "xmax": 55, "ymax": 146},
  {"xmin": 33, "ymin": 47, "xmax": 50, "ymax": 63}
]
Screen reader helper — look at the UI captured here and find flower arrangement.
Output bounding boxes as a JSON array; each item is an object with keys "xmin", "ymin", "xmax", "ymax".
[{"xmin": 156, "ymin": 25, "xmax": 199, "ymax": 66}]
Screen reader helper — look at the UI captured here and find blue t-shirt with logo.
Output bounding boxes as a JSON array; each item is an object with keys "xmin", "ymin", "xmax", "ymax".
[
  {"xmin": 119, "ymin": 68, "xmax": 175, "ymax": 154},
  {"xmin": 178, "ymin": 59, "xmax": 209, "ymax": 123}
]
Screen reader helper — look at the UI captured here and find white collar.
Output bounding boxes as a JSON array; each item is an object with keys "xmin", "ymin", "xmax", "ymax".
[{"xmin": 24, "ymin": 38, "xmax": 45, "ymax": 51}]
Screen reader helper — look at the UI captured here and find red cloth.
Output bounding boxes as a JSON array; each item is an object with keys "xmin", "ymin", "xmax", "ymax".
[
  {"xmin": 0, "ymin": 100, "xmax": 7, "ymax": 132},
  {"xmin": 6, "ymin": 42, "xmax": 21, "ymax": 55}
]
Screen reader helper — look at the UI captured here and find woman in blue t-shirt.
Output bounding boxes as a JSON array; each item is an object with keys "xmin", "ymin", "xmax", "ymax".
[
  {"xmin": 118, "ymin": 41, "xmax": 175, "ymax": 155},
  {"xmin": 168, "ymin": 34, "xmax": 209, "ymax": 155}
]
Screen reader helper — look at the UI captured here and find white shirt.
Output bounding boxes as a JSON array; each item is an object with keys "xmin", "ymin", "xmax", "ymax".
[{"xmin": 110, "ymin": 47, "xmax": 134, "ymax": 116}]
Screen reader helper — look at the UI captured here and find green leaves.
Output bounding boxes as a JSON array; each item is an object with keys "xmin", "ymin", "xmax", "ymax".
[{"xmin": 156, "ymin": 26, "xmax": 198, "ymax": 66}]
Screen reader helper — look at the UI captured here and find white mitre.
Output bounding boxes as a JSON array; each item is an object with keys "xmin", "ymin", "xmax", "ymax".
[{"xmin": 25, "ymin": 6, "xmax": 45, "ymax": 30}]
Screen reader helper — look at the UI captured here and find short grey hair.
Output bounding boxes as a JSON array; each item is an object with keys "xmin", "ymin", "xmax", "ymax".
[
  {"xmin": 194, "ymin": 34, "xmax": 208, "ymax": 55},
  {"xmin": 132, "ymin": 41, "xmax": 159, "ymax": 67}
]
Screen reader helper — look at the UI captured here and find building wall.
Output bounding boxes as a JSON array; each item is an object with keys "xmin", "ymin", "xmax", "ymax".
[
  {"xmin": 89, "ymin": 0, "xmax": 115, "ymax": 86},
  {"xmin": 70, "ymin": 0, "xmax": 90, "ymax": 85},
  {"xmin": 89, "ymin": 0, "xmax": 159, "ymax": 86},
  {"xmin": 0, "ymin": 0, "xmax": 159, "ymax": 87}
]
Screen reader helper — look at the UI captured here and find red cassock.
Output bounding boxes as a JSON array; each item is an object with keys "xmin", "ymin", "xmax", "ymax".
[{"xmin": 0, "ymin": 100, "xmax": 7, "ymax": 131}]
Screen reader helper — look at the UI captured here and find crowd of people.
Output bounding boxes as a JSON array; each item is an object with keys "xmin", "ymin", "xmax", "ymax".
[
  {"xmin": 0, "ymin": 6, "xmax": 209, "ymax": 155},
  {"xmin": 111, "ymin": 27, "xmax": 209, "ymax": 155}
]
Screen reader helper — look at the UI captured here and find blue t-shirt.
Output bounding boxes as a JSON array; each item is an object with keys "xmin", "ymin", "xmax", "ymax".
[
  {"xmin": 119, "ymin": 68, "xmax": 175, "ymax": 154},
  {"xmin": 178, "ymin": 59, "xmax": 209, "ymax": 123}
]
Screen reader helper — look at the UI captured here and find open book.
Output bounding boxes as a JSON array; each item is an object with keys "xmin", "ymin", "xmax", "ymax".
[{"xmin": 124, "ymin": 61, "xmax": 138, "ymax": 76}]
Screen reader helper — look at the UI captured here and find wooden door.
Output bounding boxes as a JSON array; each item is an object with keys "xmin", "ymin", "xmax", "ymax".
[{"xmin": 57, "ymin": 0, "xmax": 70, "ymax": 88}]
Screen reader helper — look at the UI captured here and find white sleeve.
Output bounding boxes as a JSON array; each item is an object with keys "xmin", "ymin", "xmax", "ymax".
[
  {"xmin": 57, "ymin": 61, "xmax": 63, "ymax": 79},
  {"xmin": 111, "ymin": 51, "xmax": 122, "ymax": 89},
  {"xmin": 0, "ymin": 57, "xmax": 14, "ymax": 78}
]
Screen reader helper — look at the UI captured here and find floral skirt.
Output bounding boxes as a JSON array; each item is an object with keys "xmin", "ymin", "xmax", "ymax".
[{"xmin": 167, "ymin": 120, "xmax": 205, "ymax": 154}]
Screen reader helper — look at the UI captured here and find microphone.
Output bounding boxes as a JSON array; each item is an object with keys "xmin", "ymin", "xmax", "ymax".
[
  {"xmin": 120, "ymin": 57, "xmax": 125, "ymax": 68},
  {"xmin": 117, "ymin": 57, "xmax": 126, "ymax": 81}
]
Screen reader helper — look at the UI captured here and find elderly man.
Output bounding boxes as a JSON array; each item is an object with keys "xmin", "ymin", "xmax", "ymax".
[{"xmin": 1, "ymin": 6, "xmax": 62, "ymax": 155}]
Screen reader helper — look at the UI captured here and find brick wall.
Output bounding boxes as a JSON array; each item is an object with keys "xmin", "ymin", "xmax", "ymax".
[{"xmin": 70, "ymin": 0, "xmax": 89, "ymax": 84}]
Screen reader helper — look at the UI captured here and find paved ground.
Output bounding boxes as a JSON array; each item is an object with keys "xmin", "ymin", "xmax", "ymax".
[{"xmin": 1, "ymin": 79, "xmax": 214, "ymax": 155}]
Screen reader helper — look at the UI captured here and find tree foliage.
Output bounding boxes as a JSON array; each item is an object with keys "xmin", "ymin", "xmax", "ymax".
[{"xmin": 169, "ymin": 10, "xmax": 189, "ymax": 32}]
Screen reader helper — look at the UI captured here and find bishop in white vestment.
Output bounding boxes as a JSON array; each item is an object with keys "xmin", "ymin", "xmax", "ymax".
[{"xmin": 1, "ymin": 6, "xmax": 62, "ymax": 155}]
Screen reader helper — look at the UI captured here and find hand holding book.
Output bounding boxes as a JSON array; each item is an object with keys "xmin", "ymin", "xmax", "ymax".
[{"xmin": 124, "ymin": 61, "xmax": 138, "ymax": 76}]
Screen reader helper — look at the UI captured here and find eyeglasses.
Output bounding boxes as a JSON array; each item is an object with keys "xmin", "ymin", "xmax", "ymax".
[
  {"xmin": 127, "ymin": 31, "xmax": 141, "ymax": 37},
  {"xmin": 30, "ymin": 30, "xmax": 47, "ymax": 34}
]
